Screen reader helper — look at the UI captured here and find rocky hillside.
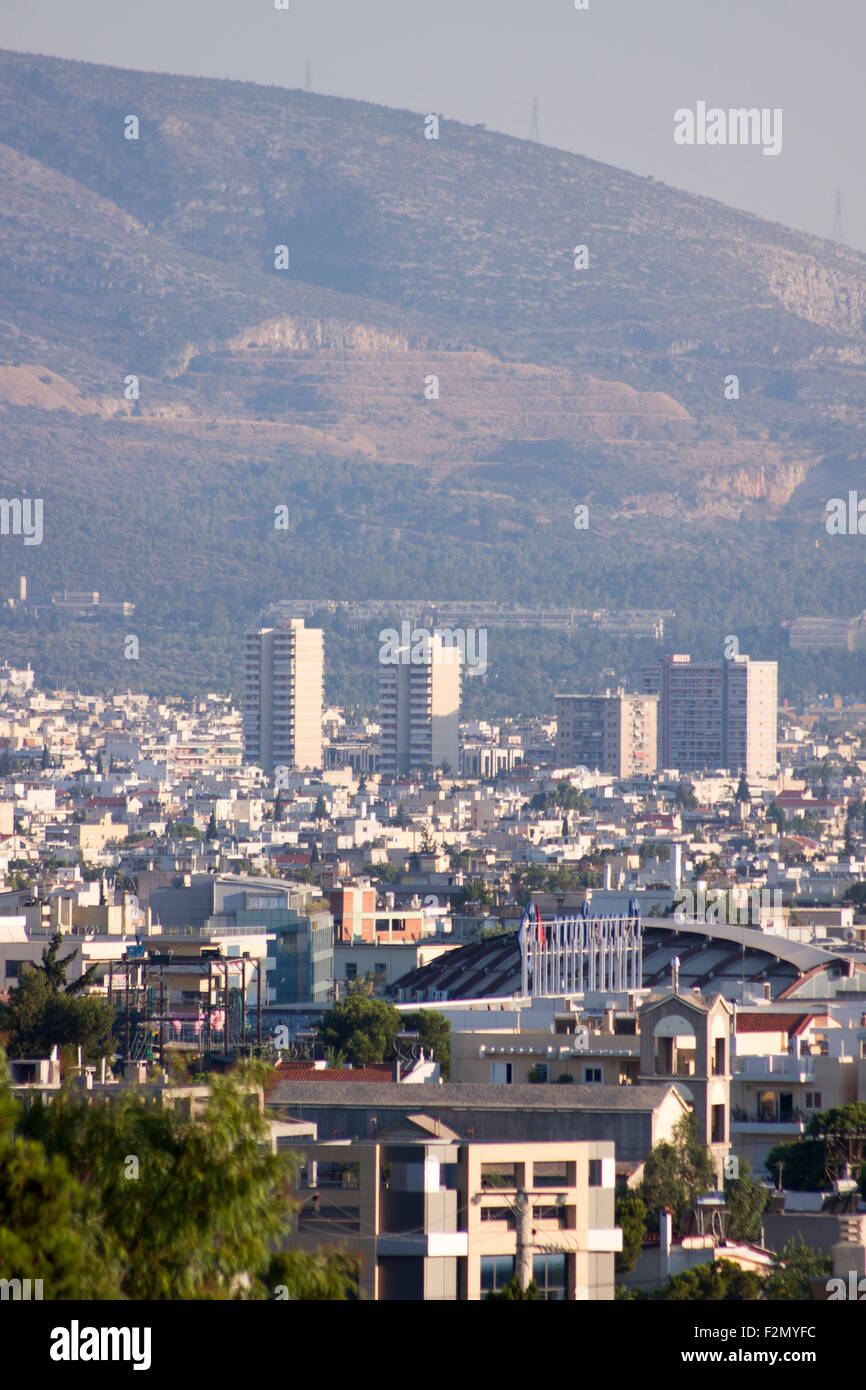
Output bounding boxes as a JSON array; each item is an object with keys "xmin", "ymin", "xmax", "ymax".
[{"xmin": 0, "ymin": 49, "xmax": 863, "ymax": 697}]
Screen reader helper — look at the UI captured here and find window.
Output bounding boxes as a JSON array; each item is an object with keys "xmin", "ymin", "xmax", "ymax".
[
  {"xmin": 588, "ymin": 1159, "xmax": 602, "ymax": 1188},
  {"xmin": 584, "ymin": 1067, "xmax": 602, "ymax": 1084},
  {"xmin": 481, "ymin": 1206, "xmax": 516, "ymax": 1228},
  {"xmin": 534, "ymin": 1161, "xmax": 573, "ymax": 1188},
  {"xmin": 805, "ymin": 1091, "xmax": 822, "ymax": 1110},
  {"xmin": 532, "ymin": 1253, "xmax": 568, "ymax": 1301},
  {"xmin": 481, "ymin": 1163, "xmax": 521, "ymax": 1190},
  {"xmin": 345, "ymin": 963, "xmax": 357, "ymax": 981},
  {"xmin": 711, "ymin": 1104, "xmax": 726, "ymax": 1144},
  {"xmin": 713, "ymin": 1037, "xmax": 726, "ymax": 1075},
  {"xmin": 758, "ymin": 1092, "xmax": 779, "ymax": 1122},
  {"xmin": 533, "ymin": 1062, "xmax": 549, "ymax": 1083},
  {"xmin": 491, "ymin": 1061, "xmax": 513, "ymax": 1084},
  {"xmin": 533, "ymin": 1204, "xmax": 567, "ymax": 1228},
  {"xmin": 480, "ymin": 1255, "xmax": 515, "ymax": 1296},
  {"xmin": 373, "ymin": 963, "xmax": 387, "ymax": 981}
]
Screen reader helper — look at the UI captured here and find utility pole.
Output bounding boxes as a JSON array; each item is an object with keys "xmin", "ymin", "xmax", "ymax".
[
  {"xmin": 158, "ymin": 961, "xmax": 165, "ymax": 1069},
  {"xmin": 206, "ymin": 958, "xmax": 213, "ymax": 1055},
  {"xmin": 514, "ymin": 1188, "xmax": 533, "ymax": 1290},
  {"xmin": 256, "ymin": 961, "xmax": 263, "ymax": 1046}
]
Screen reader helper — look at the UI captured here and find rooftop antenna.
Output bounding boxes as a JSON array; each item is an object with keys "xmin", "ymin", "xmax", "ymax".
[
  {"xmin": 305, "ymin": 59, "xmax": 313, "ymax": 93},
  {"xmin": 832, "ymin": 191, "xmax": 844, "ymax": 244},
  {"xmin": 530, "ymin": 96, "xmax": 540, "ymax": 143}
]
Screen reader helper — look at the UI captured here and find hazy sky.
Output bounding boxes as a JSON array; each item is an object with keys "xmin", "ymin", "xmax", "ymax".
[{"xmin": 2, "ymin": 0, "xmax": 864, "ymax": 252}]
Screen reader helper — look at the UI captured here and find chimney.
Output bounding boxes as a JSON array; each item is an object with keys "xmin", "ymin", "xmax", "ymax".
[
  {"xmin": 660, "ymin": 1208, "xmax": 673, "ymax": 1280},
  {"xmin": 672, "ymin": 956, "xmax": 680, "ymax": 994}
]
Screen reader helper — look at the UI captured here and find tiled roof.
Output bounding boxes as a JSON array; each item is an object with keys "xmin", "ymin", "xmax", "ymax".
[
  {"xmin": 735, "ymin": 1012, "xmax": 810, "ymax": 1035},
  {"xmin": 271, "ymin": 1062, "xmax": 393, "ymax": 1085}
]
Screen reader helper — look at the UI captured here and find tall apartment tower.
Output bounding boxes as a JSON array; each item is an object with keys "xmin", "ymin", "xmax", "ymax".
[
  {"xmin": 555, "ymin": 691, "xmax": 658, "ymax": 776},
  {"xmin": 379, "ymin": 634, "xmax": 460, "ymax": 777},
  {"xmin": 642, "ymin": 654, "xmax": 777, "ymax": 777},
  {"xmin": 243, "ymin": 620, "xmax": 324, "ymax": 772}
]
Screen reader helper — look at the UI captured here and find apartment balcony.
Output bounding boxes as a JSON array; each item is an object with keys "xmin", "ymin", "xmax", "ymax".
[
  {"xmin": 730, "ymin": 1119, "xmax": 805, "ymax": 1136},
  {"xmin": 732, "ymin": 1056, "xmax": 815, "ymax": 1082}
]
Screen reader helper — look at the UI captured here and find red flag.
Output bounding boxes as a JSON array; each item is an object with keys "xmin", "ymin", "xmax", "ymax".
[{"xmin": 535, "ymin": 903, "xmax": 545, "ymax": 947}]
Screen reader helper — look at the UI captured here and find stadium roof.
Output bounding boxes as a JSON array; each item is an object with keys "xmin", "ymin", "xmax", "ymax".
[{"xmin": 388, "ymin": 919, "xmax": 866, "ymax": 1004}]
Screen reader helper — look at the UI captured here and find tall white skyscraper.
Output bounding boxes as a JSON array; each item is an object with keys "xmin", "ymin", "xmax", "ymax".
[
  {"xmin": 379, "ymin": 632, "xmax": 461, "ymax": 777},
  {"xmin": 243, "ymin": 620, "xmax": 324, "ymax": 772},
  {"xmin": 642, "ymin": 653, "xmax": 777, "ymax": 777}
]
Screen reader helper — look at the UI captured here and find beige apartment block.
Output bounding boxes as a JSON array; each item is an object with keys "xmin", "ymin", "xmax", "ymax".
[
  {"xmin": 71, "ymin": 814, "xmax": 129, "ymax": 852},
  {"xmin": 243, "ymin": 620, "xmax": 324, "ymax": 772},
  {"xmin": 642, "ymin": 653, "xmax": 777, "ymax": 777},
  {"xmin": 284, "ymin": 1121, "xmax": 620, "ymax": 1300},
  {"xmin": 555, "ymin": 691, "xmax": 658, "ymax": 777},
  {"xmin": 379, "ymin": 634, "xmax": 460, "ymax": 777}
]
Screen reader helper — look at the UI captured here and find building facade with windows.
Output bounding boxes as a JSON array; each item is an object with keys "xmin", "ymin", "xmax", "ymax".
[
  {"xmin": 642, "ymin": 653, "xmax": 777, "ymax": 777},
  {"xmin": 555, "ymin": 691, "xmax": 658, "ymax": 777},
  {"xmin": 284, "ymin": 1118, "xmax": 620, "ymax": 1300},
  {"xmin": 379, "ymin": 634, "xmax": 460, "ymax": 778},
  {"xmin": 243, "ymin": 620, "xmax": 324, "ymax": 773}
]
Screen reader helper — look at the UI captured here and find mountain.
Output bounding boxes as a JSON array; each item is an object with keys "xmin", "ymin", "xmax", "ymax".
[{"xmin": 0, "ymin": 49, "xmax": 864, "ymax": 703}]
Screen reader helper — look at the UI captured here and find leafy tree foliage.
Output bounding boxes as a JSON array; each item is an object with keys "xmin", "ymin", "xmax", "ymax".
[
  {"xmin": 0, "ymin": 1053, "xmax": 114, "ymax": 1298},
  {"xmin": 401, "ymin": 1010, "xmax": 451, "ymax": 1079},
  {"xmin": 0, "ymin": 933, "xmax": 114, "ymax": 1063},
  {"xmin": 766, "ymin": 1102, "xmax": 866, "ymax": 1192},
  {"xmin": 650, "ymin": 1259, "xmax": 762, "ymax": 1301},
  {"xmin": 317, "ymin": 995, "xmax": 401, "ymax": 1066},
  {"xmin": 675, "ymin": 780, "xmax": 698, "ymax": 810},
  {"xmin": 761, "ymin": 1238, "xmax": 831, "ymax": 1301},
  {"xmin": 638, "ymin": 1114, "xmax": 717, "ymax": 1236},
  {"xmin": 724, "ymin": 1159, "xmax": 767, "ymax": 1242},
  {"xmin": 615, "ymin": 1192, "xmax": 647, "ymax": 1275},
  {"xmin": 15, "ymin": 1061, "xmax": 351, "ymax": 1300}
]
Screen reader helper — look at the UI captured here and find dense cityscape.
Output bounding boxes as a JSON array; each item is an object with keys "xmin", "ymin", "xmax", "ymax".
[{"xmin": 1, "ymin": 0, "xmax": 865, "ymax": 1364}]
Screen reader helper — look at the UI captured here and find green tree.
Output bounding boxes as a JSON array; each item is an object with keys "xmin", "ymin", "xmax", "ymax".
[
  {"xmin": 317, "ymin": 995, "xmax": 401, "ymax": 1066},
  {"xmin": 762, "ymin": 1238, "xmax": 831, "ymax": 1301},
  {"xmin": 766, "ymin": 1102, "xmax": 866, "ymax": 1192},
  {"xmin": 313, "ymin": 795, "xmax": 329, "ymax": 821},
  {"xmin": 650, "ymin": 1259, "xmax": 762, "ymax": 1301},
  {"xmin": 17, "ymin": 1062, "xmax": 353, "ymax": 1300},
  {"xmin": 675, "ymin": 780, "xmax": 698, "ymax": 810},
  {"xmin": 0, "ymin": 1050, "xmax": 117, "ymax": 1298},
  {"xmin": 274, "ymin": 790, "xmax": 285, "ymax": 823},
  {"xmin": 638, "ymin": 1114, "xmax": 717, "ymax": 1236},
  {"xmin": 460, "ymin": 877, "xmax": 496, "ymax": 908},
  {"xmin": 845, "ymin": 881, "xmax": 866, "ymax": 912},
  {"xmin": 724, "ymin": 1159, "xmax": 767, "ymax": 1242},
  {"xmin": 615, "ymin": 1192, "xmax": 647, "ymax": 1275},
  {"xmin": 0, "ymin": 933, "xmax": 114, "ymax": 1063},
  {"xmin": 401, "ymin": 1010, "xmax": 451, "ymax": 1080},
  {"xmin": 206, "ymin": 811, "xmax": 218, "ymax": 842},
  {"xmin": 734, "ymin": 772, "xmax": 751, "ymax": 804}
]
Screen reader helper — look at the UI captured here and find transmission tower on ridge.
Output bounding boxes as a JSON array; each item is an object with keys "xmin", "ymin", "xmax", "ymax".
[
  {"xmin": 832, "ymin": 191, "xmax": 844, "ymax": 243},
  {"xmin": 305, "ymin": 59, "xmax": 313, "ymax": 93},
  {"xmin": 530, "ymin": 97, "xmax": 540, "ymax": 143}
]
